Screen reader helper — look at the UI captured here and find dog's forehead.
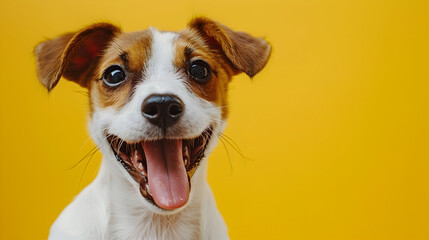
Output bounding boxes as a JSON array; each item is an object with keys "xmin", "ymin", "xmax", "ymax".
[
  {"xmin": 145, "ymin": 28, "xmax": 179, "ymax": 75},
  {"xmin": 100, "ymin": 29, "xmax": 154, "ymax": 72},
  {"xmin": 100, "ymin": 28, "xmax": 189, "ymax": 74}
]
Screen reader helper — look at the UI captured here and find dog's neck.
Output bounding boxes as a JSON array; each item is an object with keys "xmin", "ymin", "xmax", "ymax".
[{"xmin": 98, "ymin": 151, "xmax": 208, "ymax": 239}]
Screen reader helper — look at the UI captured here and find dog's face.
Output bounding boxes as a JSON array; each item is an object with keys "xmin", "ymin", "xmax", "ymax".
[{"xmin": 35, "ymin": 18, "xmax": 270, "ymax": 212}]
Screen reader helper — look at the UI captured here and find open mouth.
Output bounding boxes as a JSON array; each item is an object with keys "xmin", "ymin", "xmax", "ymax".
[{"xmin": 107, "ymin": 128, "xmax": 213, "ymax": 210}]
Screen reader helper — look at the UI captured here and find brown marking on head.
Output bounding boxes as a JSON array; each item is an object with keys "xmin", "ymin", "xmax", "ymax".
[
  {"xmin": 174, "ymin": 31, "xmax": 232, "ymax": 118},
  {"xmin": 35, "ymin": 25, "xmax": 153, "ymax": 114},
  {"xmin": 91, "ymin": 30, "xmax": 153, "ymax": 110},
  {"xmin": 174, "ymin": 17, "xmax": 271, "ymax": 118},
  {"xmin": 34, "ymin": 23, "xmax": 121, "ymax": 91}
]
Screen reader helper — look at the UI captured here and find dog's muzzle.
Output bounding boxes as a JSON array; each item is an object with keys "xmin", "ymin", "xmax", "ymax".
[{"xmin": 107, "ymin": 94, "xmax": 214, "ymax": 210}]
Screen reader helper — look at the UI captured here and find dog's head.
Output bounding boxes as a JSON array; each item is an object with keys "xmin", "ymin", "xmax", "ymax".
[{"xmin": 35, "ymin": 17, "xmax": 270, "ymax": 212}]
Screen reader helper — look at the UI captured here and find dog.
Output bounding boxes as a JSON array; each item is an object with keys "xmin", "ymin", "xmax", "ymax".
[{"xmin": 35, "ymin": 17, "xmax": 270, "ymax": 240}]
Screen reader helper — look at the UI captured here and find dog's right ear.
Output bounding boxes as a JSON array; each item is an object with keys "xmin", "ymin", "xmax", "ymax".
[{"xmin": 34, "ymin": 23, "xmax": 121, "ymax": 91}]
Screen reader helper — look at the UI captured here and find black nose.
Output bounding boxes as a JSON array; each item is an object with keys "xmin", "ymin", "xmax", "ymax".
[{"xmin": 142, "ymin": 94, "xmax": 184, "ymax": 129}]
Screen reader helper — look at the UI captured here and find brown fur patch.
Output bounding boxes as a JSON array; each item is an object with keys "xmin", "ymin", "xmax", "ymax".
[
  {"xmin": 175, "ymin": 29, "xmax": 235, "ymax": 118},
  {"xmin": 90, "ymin": 30, "xmax": 153, "ymax": 111},
  {"xmin": 34, "ymin": 23, "xmax": 121, "ymax": 91},
  {"xmin": 173, "ymin": 18, "xmax": 271, "ymax": 119}
]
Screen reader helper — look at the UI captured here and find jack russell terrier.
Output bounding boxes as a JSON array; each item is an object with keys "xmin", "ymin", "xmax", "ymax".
[{"xmin": 35, "ymin": 17, "xmax": 270, "ymax": 240}]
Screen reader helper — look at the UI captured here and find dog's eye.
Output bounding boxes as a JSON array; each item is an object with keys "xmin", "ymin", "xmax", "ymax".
[
  {"xmin": 103, "ymin": 65, "xmax": 126, "ymax": 87},
  {"xmin": 189, "ymin": 60, "xmax": 211, "ymax": 83}
]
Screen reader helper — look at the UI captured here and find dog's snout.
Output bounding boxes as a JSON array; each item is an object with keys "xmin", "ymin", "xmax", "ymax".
[{"xmin": 142, "ymin": 94, "xmax": 184, "ymax": 129}]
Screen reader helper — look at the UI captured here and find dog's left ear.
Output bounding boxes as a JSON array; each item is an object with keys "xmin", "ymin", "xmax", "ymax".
[
  {"xmin": 188, "ymin": 17, "xmax": 271, "ymax": 77},
  {"xmin": 34, "ymin": 23, "xmax": 121, "ymax": 91}
]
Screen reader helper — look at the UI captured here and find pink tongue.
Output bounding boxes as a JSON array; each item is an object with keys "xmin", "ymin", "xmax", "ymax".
[{"xmin": 142, "ymin": 139, "xmax": 189, "ymax": 210}]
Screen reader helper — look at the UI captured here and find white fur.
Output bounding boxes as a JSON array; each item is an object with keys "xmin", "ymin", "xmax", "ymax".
[{"xmin": 49, "ymin": 29, "xmax": 229, "ymax": 240}]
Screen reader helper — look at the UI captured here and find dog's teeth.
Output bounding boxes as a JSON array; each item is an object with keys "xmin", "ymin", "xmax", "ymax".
[
  {"xmin": 138, "ymin": 162, "xmax": 143, "ymax": 170},
  {"xmin": 146, "ymin": 183, "xmax": 152, "ymax": 196},
  {"xmin": 184, "ymin": 145, "xmax": 189, "ymax": 155},
  {"xmin": 183, "ymin": 146, "xmax": 190, "ymax": 167}
]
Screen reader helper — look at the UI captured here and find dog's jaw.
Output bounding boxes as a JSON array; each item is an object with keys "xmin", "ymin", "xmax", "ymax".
[
  {"xmin": 106, "ymin": 127, "xmax": 215, "ymax": 210},
  {"xmin": 89, "ymin": 115, "xmax": 225, "ymax": 215}
]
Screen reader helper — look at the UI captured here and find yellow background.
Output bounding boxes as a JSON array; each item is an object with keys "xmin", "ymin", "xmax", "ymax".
[{"xmin": 1, "ymin": 0, "xmax": 428, "ymax": 239}]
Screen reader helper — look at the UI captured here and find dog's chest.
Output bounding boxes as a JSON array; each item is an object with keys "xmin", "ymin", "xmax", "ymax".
[{"xmin": 107, "ymin": 206, "xmax": 202, "ymax": 240}]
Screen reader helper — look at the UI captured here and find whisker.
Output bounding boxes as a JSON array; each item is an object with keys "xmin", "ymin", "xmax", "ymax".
[
  {"xmin": 213, "ymin": 105, "xmax": 230, "ymax": 109},
  {"xmin": 223, "ymin": 124, "xmax": 251, "ymax": 150},
  {"xmin": 219, "ymin": 133, "xmax": 252, "ymax": 161},
  {"xmin": 66, "ymin": 146, "xmax": 100, "ymax": 171},
  {"xmin": 218, "ymin": 136, "xmax": 233, "ymax": 175},
  {"xmin": 76, "ymin": 147, "xmax": 98, "ymax": 193}
]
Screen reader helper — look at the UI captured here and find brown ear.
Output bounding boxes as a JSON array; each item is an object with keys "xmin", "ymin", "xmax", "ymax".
[
  {"xmin": 34, "ymin": 23, "xmax": 121, "ymax": 91},
  {"xmin": 188, "ymin": 17, "xmax": 271, "ymax": 77}
]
